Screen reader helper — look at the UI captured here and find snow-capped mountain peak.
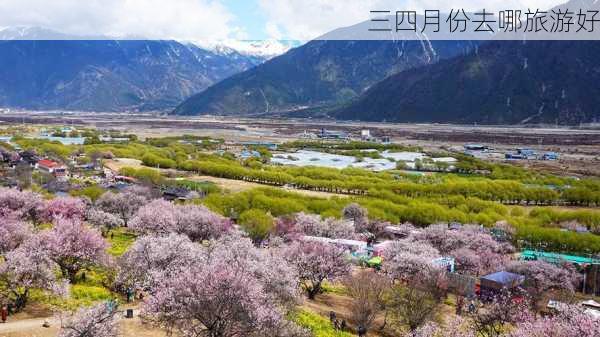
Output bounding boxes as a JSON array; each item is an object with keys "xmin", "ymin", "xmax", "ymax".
[
  {"xmin": 0, "ymin": 26, "xmax": 70, "ymax": 40},
  {"xmin": 199, "ymin": 40, "xmax": 300, "ymax": 60}
]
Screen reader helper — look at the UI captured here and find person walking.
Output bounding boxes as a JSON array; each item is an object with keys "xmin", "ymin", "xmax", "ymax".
[
  {"xmin": 358, "ymin": 325, "xmax": 367, "ymax": 337},
  {"xmin": 1, "ymin": 306, "xmax": 8, "ymax": 323}
]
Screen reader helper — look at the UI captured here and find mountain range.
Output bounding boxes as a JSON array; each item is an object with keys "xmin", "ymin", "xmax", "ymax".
[
  {"xmin": 0, "ymin": 27, "xmax": 273, "ymax": 112},
  {"xmin": 172, "ymin": 39, "xmax": 477, "ymax": 116},
  {"xmin": 173, "ymin": 0, "xmax": 600, "ymax": 125},
  {"xmin": 335, "ymin": 40, "xmax": 600, "ymax": 125},
  {"xmin": 2, "ymin": 3, "xmax": 600, "ymax": 126}
]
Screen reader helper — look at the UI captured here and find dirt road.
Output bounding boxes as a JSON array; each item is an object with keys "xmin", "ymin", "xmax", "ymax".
[{"xmin": 0, "ymin": 310, "xmax": 165, "ymax": 337}]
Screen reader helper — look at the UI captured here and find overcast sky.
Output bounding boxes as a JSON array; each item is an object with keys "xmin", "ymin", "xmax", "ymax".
[{"xmin": 0, "ymin": 0, "xmax": 569, "ymax": 41}]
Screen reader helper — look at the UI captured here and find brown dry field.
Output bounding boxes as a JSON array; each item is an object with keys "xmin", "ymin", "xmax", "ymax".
[
  {"xmin": 303, "ymin": 291, "xmax": 457, "ymax": 337},
  {"xmin": 104, "ymin": 158, "xmax": 347, "ymax": 198},
  {"xmin": 188, "ymin": 175, "xmax": 347, "ymax": 199}
]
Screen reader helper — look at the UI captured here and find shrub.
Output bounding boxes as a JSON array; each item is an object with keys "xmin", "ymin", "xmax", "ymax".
[
  {"xmin": 238, "ymin": 209, "xmax": 274, "ymax": 243},
  {"xmin": 292, "ymin": 310, "xmax": 354, "ymax": 337}
]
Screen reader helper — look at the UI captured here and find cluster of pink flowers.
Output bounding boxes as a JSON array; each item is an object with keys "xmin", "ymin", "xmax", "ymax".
[
  {"xmin": 116, "ymin": 233, "xmax": 205, "ymax": 291},
  {"xmin": 0, "ymin": 215, "xmax": 33, "ymax": 253},
  {"xmin": 139, "ymin": 234, "xmax": 303, "ymax": 337},
  {"xmin": 282, "ymin": 240, "xmax": 351, "ymax": 299},
  {"xmin": 0, "ymin": 188, "xmax": 111, "ymax": 312},
  {"xmin": 411, "ymin": 224, "xmax": 514, "ymax": 276},
  {"xmin": 382, "ymin": 239, "xmax": 442, "ymax": 281},
  {"xmin": 510, "ymin": 305, "xmax": 600, "ymax": 337},
  {"xmin": 58, "ymin": 303, "xmax": 118, "ymax": 337},
  {"xmin": 275, "ymin": 212, "xmax": 356, "ymax": 240},
  {"xmin": 128, "ymin": 199, "xmax": 231, "ymax": 241},
  {"xmin": 39, "ymin": 217, "xmax": 110, "ymax": 282},
  {"xmin": 0, "ymin": 187, "xmax": 44, "ymax": 221},
  {"xmin": 40, "ymin": 197, "xmax": 87, "ymax": 223},
  {"xmin": 95, "ymin": 188, "xmax": 150, "ymax": 226}
]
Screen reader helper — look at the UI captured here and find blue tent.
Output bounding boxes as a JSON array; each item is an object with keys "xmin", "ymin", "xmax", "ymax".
[
  {"xmin": 481, "ymin": 271, "xmax": 525, "ymax": 289},
  {"xmin": 480, "ymin": 271, "xmax": 525, "ymax": 300}
]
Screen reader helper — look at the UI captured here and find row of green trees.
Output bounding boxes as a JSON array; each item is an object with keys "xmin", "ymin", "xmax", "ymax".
[
  {"xmin": 12, "ymin": 137, "xmax": 600, "ymax": 253},
  {"xmin": 178, "ymin": 157, "xmax": 599, "ymax": 206},
  {"xmin": 15, "ymin": 136, "xmax": 598, "ymax": 203},
  {"xmin": 202, "ymin": 187, "xmax": 600, "ymax": 253}
]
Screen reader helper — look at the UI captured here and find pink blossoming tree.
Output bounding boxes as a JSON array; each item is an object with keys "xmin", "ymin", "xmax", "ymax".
[
  {"xmin": 0, "ymin": 238, "xmax": 67, "ymax": 311},
  {"xmin": 451, "ymin": 247, "xmax": 510, "ymax": 276},
  {"xmin": 41, "ymin": 197, "xmax": 87, "ymax": 222},
  {"xmin": 469, "ymin": 290, "xmax": 529, "ymax": 337},
  {"xmin": 58, "ymin": 303, "xmax": 119, "ymax": 337},
  {"xmin": 272, "ymin": 215, "xmax": 303, "ymax": 242},
  {"xmin": 95, "ymin": 190, "xmax": 149, "ymax": 226},
  {"xmin": 342, "ymin": 203, "xmax": 368, "ymax": 230},
  {"xmin": 173, "ymin": 204, "xmax": 231, "ymax": 241},
  {"xmin": 506, "ymin": 260, "xmax": 581, "ymax": 310},
  {"xmin": 143, "ymin": 262, "xmax": 284, "ymax": 337},
  {"xmin": 86, "ymin": 208, "xmax": 124, "ymax": 230},
  {"xmin": 0, "ymin": 215, "xmax": 33, "ymax": 254},
  {"xmin": 142, "ymin": 235, "xmax": 301, "ymax": 337},
  {"xmin": 415, "ymin": 224, "xmax": 514, "ymax": 256},
  {"xmin": 414, "ymin": 224, "xmax": 514, "ymax": 276},
  {"xmin": 412, "ymin": 316, "xmax": 475, "ymax": 337},
  {"xmin": 117, "ymin": 233, "xmax": 204, "ymax": 291},
  {"xmin": 292, "ymin": 212, "xmax": 356, "ymax": 239},
  {"xmin": 283, "ymin": 241, "xmax": 351, "ymax": 299},
  {"xmin": 509, "ymin": 305, "xmax": 600, "ymax": 337},
  {"xmin": 129, "ymin": 199, "xmax": 231, "ymax": 241},
  {"xmin": 382, "ymin": 239, "xmax": 441, "ymax": 282},
  {"xmin": 41, "ymin": 218, "xmax": 110, "ymax": 282},
  {"xmin": 0, "ymin": 187, "xmax": 44, "ymax": 221},
  {"xmin": 207, "ymin": 234, "xmax": 300, "ymax": 308}
]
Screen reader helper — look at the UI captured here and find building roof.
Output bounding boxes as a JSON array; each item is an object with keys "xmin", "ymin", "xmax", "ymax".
[
  {"xmin": 38, "ymin": 159, "xmax": 60, "ymax": 168},
  {"xmin": 240, "ymin": 150, "xmax": 261, "ymax": 159},
  {"xmin": 114, "ymin": 176, "xmax": 137, "ymax": 183},
  {"xmin": 481, "ymin": 271, "xmax": 525, "ymax": 286},
  {"xmin": 302, "ymin": 236, "xmax": 367, "ymax": 248},
  {"xmin": 163, "ymin": 187, "xmax": 191, "ymax": 198},
  {"xmin": 464, "ymin": 144, "xmax": 486, "ymax": 149},
  {"xmin": 582, "ymin": 300, "xmax": 600, "ymax": 309},
  {"xmin": 521, "ymin": 250, "xmax": 600, "ymax": 265}
]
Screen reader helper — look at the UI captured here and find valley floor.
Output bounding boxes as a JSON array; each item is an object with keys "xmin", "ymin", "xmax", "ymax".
[{"xmin": 3, "ymin": 112, "xmax": 599, "ymax": 177}]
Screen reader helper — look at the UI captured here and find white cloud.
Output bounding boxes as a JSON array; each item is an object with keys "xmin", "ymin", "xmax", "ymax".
[
  {"xmin": 0, "ymin": 0, "xmax": 578, "ymax": 41},
  {"xmin": 265, "ymin": 21, "xmax": 284, "ymax": 40},
  {"xmin": 0, "ymin": 0, "xmax": 239, "ymax": 41},
  {"xmin": 258, "ymin": 0, "xmax": 566, "ymax": 40}
]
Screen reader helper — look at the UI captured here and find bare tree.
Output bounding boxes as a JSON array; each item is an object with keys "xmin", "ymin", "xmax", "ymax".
[
  {"xmin": 343, "ymin": 270, "xmax": 388, "ymax": 333},
  {"xmin": 13, "ymin": 162, "xmax": 32, "ymax": 189},
  {"xmin": 342, "ymin": 203, "xmax": 368, "ymax": 230},
  {"xmin": 386, "ymin": 284, "xmax": 439, "ymax": 333},
  {"xmin": 89, "ymin": 151, "xmax": 103, "ymax": 169},
  {"xmin": 469, "ymin": 290, "xmax": 528, "ymax": 337}
]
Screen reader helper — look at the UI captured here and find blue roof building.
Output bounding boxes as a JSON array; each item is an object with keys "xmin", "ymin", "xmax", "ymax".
[
  {"xmin": 542, "ymin": 152, "xmax": 559, "ymax": 160},
  {"xmin": 240, "ymin": 141, "xmax": 278, "ymax": 150},
  {"xmin": 239, "ymin": 150, "xmax": 261, "ymax": 160},
  {"xmin": 464, "ymin": 144, "xmax": 488, "ymax": 151},
  {"xmin": 480, "ymin": 271, "xmax": 525, "ymax": 300}
]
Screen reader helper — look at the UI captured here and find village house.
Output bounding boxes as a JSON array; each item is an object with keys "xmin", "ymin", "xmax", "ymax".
[{"xmin": 37, "ymin": 159, "xmax": 68, "ymax": 178}]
